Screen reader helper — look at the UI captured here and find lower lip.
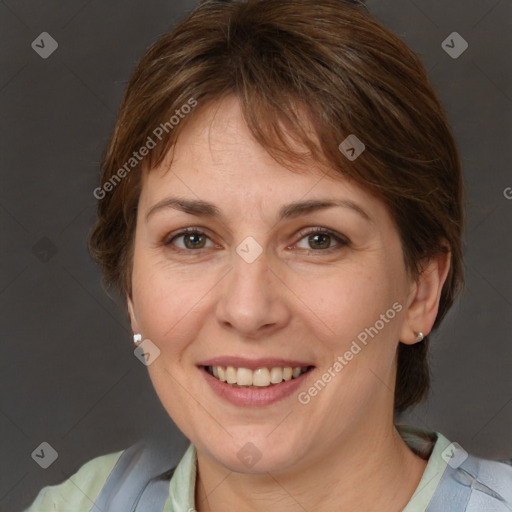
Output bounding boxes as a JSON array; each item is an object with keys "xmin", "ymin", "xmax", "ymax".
[{"xmin": 200, "ymin": 367, "xmax": 313, "ymax": 407}]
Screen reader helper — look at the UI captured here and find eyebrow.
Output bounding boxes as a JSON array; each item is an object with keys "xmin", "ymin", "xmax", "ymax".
[{"xmin": 145, "ymin": 197, "xmax": 372, "ymax": 223}]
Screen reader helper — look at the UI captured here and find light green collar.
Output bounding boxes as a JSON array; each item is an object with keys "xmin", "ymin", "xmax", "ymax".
[{"xmin": 164, "ymin": 425, "xmax": 451, "ymax": 511}]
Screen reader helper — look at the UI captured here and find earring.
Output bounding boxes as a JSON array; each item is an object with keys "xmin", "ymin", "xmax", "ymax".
[
  {"xmin": 415, "ymin": 331, "xmax": 424, "ymax": 342},
  {"xmin": 133, "ymin": 333, "xmax": 142, "ymax": 344}
]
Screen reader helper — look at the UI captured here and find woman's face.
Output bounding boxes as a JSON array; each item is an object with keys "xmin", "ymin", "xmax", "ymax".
[{"xmin": 128, "ymin": 95, "xmax": 420, "ymax": 473}]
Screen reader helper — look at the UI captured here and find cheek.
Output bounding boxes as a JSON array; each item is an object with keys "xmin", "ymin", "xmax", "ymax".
[
  {"xmin": 297, "ymin": 270, "xmax": 403, "ymax": 417},
  {"xmin": 294, "ymin": 267, "xmax": 400, "ymax": 348},
  {"xmin": 131, "ymin": 255, "xmax": 214, "ymax": 347}
]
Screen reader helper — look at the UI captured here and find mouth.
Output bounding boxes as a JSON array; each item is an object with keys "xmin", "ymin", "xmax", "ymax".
[
  {"xmin": 201, "ymin": 365, "xmax": 315, "ymax": 388},
  {"xmin": 197, "ymin": 358, "xmax": 316, "ymax": 407}
]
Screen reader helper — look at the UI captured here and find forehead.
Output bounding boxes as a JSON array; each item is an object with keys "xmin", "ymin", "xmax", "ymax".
[
  {"xmin": 139, "ymin": 96, "xmax": 384, "ymax": 221},
  {"xmin": 149, "ymin": 96, "xmax": 328, "ymax": 179}
]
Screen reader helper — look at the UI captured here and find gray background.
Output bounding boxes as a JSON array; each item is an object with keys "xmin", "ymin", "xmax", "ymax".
[{"xmin": 1, "ymin": 0, "xmax": 511, "ymax": 510}]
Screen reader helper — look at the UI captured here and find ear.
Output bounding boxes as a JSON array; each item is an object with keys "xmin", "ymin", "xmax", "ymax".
[
  {"xmin": 399, "ymin": 246, "xmax": 451, "ymax": 345},
  {"xmin": 126, "ymin": 294, "xmax": 141, "ymax": 335}
]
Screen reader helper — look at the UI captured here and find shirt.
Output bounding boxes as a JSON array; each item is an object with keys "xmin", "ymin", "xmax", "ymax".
[{"xmin": 24, "ymin": 424, "xmax": 452, "ymax": 511}]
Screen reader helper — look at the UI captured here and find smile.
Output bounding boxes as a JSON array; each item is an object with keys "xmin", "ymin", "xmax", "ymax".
[
  {"xmin": 205, "ymin": 365, "xmax": 314, "ymax": 388},
  {"xmin": 197, "ymin": 357, "xmax": 316, "ymax": 406}
]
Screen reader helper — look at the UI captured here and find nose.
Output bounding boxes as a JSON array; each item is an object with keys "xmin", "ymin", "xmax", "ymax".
[{"xmin": 215, "ymin": 248, "xmax": 291, "ymax": 339}]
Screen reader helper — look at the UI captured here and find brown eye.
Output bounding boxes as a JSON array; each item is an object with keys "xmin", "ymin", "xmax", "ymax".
[
  {"xmin": 183, "ymin": 232, "xmax": 206, "ymax": 249},
  {"xmin": 295, "ymin": 227, "xmax": 349, "ymax": 252},
  {"xmin": 164, "ymin": 228, "xmax": 213, "ymax": 250},
  {"xmin": 307, "ymin": 233, "xmax": 331, "ymax": 250}
]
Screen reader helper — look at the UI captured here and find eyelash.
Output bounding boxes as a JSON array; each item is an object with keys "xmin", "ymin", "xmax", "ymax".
[{"xmin": 162, "ymin": 226, "xmax": 350, "ymax": 255}]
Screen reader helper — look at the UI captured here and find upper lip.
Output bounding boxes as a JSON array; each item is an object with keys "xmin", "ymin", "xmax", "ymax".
[{"xmin": 197, "ymin": 357, "xmax": 314, "ymax": 371}]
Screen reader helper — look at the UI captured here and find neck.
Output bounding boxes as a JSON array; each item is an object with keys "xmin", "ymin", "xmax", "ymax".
[{"xmin": 194, "ymin": 420, "xmax": 428, "ymax": 512}]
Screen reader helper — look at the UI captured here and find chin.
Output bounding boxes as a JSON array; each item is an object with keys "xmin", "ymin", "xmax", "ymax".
[{"xmin": 200, "ymin": 431, "xmax": 305, "ymax": 475}]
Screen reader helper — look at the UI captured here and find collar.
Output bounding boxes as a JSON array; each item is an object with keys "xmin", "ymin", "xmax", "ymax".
[{"xmin": 166, "ymin": 424, "xmax": 452, "ymax": 511}]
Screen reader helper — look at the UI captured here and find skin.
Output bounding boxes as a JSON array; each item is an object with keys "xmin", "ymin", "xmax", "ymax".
[{"xmin": 127, "ymin": 95, "xmax": 451, "ymax": 511}]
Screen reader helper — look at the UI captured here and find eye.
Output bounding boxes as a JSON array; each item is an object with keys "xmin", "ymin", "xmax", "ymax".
[
  {"xmin": 163, "ymin": 228, "xmax": 215, "ymax": 251},
  {"xmin": 162, "ymin": 226, "xmax": 349, "ymax": 254},
  {"xmin": 294, "ymin": 227, "xmax": 349, "ymax": 253}
]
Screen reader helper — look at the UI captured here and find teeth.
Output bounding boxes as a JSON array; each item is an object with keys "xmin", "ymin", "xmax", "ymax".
[
  {"xmin": 253, "ymin": 368, "xmax": 270, "ymax": 387},
  {"xmin": 236, "ymin": 367, "xmax": 253, "ymax": 386},
  {"xmin": 226, "ymin": 366, "xmax": 237, "ymax": 384},
  {"xmin": 270, "ymin": 367, "xmax": 283, "ymax": 384},
  {"xmin": 208, "ymin": 365, "xmax": 310, "ymax": 387}
]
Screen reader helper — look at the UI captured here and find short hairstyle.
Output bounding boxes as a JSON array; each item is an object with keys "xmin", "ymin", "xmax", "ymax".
[{"xmin": 88, "ymin": 0, "xmax": 465, "ymax": 413}]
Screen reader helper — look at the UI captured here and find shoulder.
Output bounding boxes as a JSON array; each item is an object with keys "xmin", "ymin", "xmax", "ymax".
[
  {"xmin": 24, "ymin": 449, "xmax": 124, "ymax": 512},
  {"xmin": 430, "ymin": 445, "xmax": 512, "ymax": 511},
  {"xmin": 465, "ymin": 455, "xmax": 512, "ymax": 506},
  {"xmin": 398, "ymin": 425, "xmax": 512, "ymax": 512}
]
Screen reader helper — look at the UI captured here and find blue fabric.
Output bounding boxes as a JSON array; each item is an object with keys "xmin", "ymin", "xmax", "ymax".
[
  {"xmin": 91, "ymin": 436, "xmax": 182, "ymax": 512},
  {"xmin": 93, "ymin": 432, "xmax": 512, "ymax": 511},
  {"xmin": 425, "ymin": 452, "xmax": 512, "ymax": 511}
]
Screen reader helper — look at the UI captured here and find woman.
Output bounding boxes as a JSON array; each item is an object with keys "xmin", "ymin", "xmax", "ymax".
[{"xmin": 25, "ymin": 0, "xmax": 511, "ymax": 510}]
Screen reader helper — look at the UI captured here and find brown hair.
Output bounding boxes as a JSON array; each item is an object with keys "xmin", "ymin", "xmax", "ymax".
[{"xmin": 88, "ymin": 0, "xmax": 465, "ymax": 413}]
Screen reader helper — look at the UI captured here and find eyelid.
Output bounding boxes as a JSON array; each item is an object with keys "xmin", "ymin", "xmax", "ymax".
[
  {"xmin": 292, "ymin": 226, "xmax": 350, "ymax": 252},
  {"xmin": 163, "ymin": 226, "xmax": 350, "ymax": 253},
  {"xmin": 162, "ymin": 226, "xmax": 217, "ymax": 249}
]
